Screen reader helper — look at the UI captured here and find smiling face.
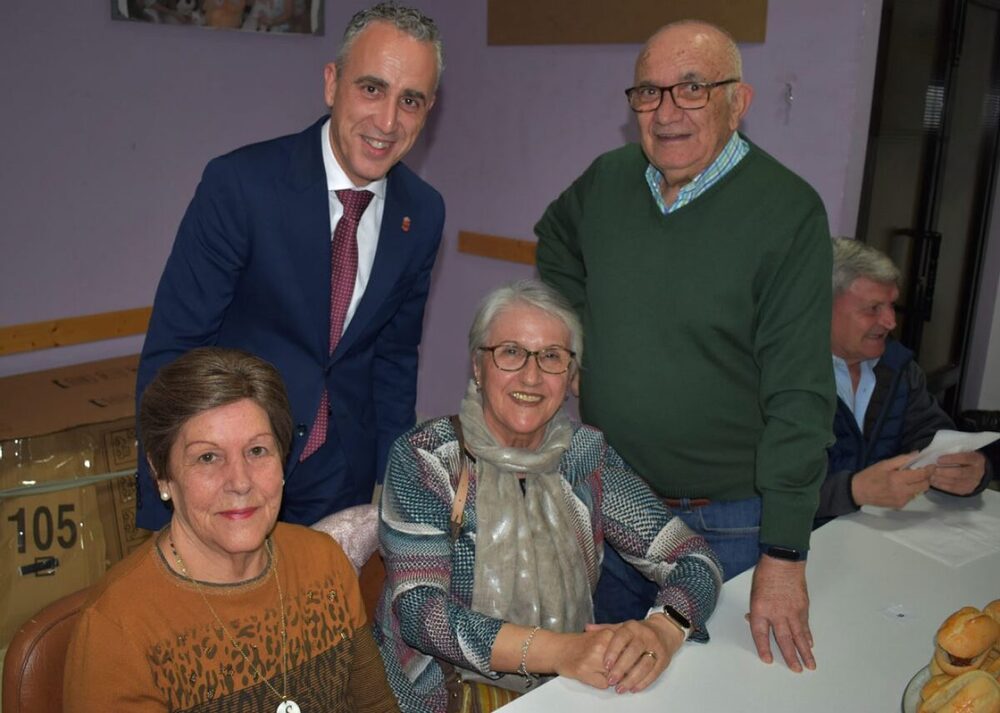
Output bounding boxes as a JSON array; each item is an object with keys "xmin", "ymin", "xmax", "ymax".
[
  {"xmin": 161, "ymin": 398, "xmax": 284, "ymax": 580},
  {"xmin": 831, "ymin": 277, "xmax": 900, "ymax": 365},
  {"xmin": 634, "ymin": 23, "xmax": 751, "ymax": 200},
  {"xmin": 323, "ymin": 21, "xmax": 437, "ymax": 186},
  {"xmin": 473, "ymin": 303, "xmax": 576, "ymax": 450}
]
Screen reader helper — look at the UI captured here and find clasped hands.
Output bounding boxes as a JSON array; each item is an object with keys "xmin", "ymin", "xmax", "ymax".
[
  {"xmin": 851, "ymin": 450, "xmax": 986, "ymax": 509},
  {"xmin": 560, "ymin": 616, "xmax": 685, "ymax": 694}
]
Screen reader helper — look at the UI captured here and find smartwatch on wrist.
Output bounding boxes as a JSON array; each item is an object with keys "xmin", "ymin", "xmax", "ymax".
[
  {"xmin": 759, "ymin": 544, "xmax": 808, "ymax": 561},
  {"xmin": 646, "ymin": 604, "xmax": 692, "ymax": 641}
]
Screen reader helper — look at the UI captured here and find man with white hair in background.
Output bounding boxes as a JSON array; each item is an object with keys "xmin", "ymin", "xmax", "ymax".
[{"xmin": 815, "ymin": 237, "xmax": 990, "ymax": 525}]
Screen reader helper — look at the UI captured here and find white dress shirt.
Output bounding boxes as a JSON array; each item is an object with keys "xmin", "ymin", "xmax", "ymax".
[{"xmin": 320, "ymin": 117, "xmax": 387, "ymax": 334}]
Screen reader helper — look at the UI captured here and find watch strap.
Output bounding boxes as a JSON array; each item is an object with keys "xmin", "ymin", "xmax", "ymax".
[
  {"xmin": 759, "ymin": 544, "xmax": 808, "ymax": 561},
  {"xmin": 646, "ymin": 605, "xmax": 691, "ymax": 641}
]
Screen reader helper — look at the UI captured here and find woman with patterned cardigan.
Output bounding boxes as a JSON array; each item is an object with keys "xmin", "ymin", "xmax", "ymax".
[{"xmin": 373, "ymin": 280, "xmax": 723, "ymax": 713}]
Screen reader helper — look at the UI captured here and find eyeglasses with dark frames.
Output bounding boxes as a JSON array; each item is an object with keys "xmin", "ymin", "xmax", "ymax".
[
  {"xmin": 625, "ymin": 79, "xmax": 740, "ymax": 112},
  {"xmin": 478, "ymin": 344, "xmax": 577, "ymax": 375}
]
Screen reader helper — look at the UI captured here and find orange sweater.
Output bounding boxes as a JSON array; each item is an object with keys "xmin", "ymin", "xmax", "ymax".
[{"xmin": 64, "ymin": 522, "xmax": 398, "ymax": 712}]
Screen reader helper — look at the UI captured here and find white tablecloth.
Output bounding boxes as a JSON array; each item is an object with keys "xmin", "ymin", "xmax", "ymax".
[{"xmin": 503, "ymin": 489, "xmax": 1000, "ymax": 713}]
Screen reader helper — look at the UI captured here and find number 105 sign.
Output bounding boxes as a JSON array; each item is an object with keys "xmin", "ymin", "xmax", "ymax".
[{"xmin": 0, "ymin": 432, "xmax": 123, "ymax": 649}]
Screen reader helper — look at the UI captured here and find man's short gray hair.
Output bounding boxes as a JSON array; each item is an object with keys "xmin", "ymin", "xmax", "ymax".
[
  {"xmin": 469, "ymin": 280, "xmax": 584, "ymax": 367},
  {"xmin": 335, "ymin": 2, "xmax": 443, "ymax": 86},
  {"xmin": 831, "ymin": 237, "xmax": 901, "ymax": 294}
]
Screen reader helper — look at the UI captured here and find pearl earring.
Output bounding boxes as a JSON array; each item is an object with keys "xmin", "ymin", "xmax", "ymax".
[{"xmin": 160, "ymin": 491, "xmax": 170, "ymax": 502}]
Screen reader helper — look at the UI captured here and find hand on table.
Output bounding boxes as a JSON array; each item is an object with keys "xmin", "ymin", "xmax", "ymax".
[
  {"xmin": 850, "ymin": 452, "xmax": 933, "ymax": 509},
  {"xmin": 581, "ymin": 616, "xmax": 684, "ymax": 693},
  {"xmin": 748, "ymin": 555, "xmax": 813, "ymax": 672},
  {"xmin": 546, "ymin": 628, "xmax": 616, "ymax": 689},
  {"xmin": 931, "ymin": 451, "xmax": 986, "ymax": 495},
  {"xmin": 495, "ymin": 617, "xmax": 680, "ymax": 692}
]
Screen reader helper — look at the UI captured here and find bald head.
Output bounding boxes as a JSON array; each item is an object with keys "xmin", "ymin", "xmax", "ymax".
[{"xmin": 638, "ymin": 20, "xmax": 743, "ymax": 84}]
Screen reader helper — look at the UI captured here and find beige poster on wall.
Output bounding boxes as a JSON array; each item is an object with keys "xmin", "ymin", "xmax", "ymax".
[{"xmin": 488, "ymin": 0, "xmax": 768, "ymax": 45}]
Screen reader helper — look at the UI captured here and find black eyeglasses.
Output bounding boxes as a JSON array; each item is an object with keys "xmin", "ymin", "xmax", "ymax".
[
  {"xmin": 625, "ymin": 79, "xmax": 739, "ymax": 112},
  {"xmin": 478, "ymin": 344, "xmax": 576, "ymax": 375}
]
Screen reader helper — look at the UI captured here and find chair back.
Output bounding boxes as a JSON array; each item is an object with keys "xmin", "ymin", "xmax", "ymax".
[
  {"xmin": 2, "ymin": 587, "xmax": 89, "ymax": 713},
  {"xmin": 359, "ymin": 550, "xmax": 386, "ymax": 620}
]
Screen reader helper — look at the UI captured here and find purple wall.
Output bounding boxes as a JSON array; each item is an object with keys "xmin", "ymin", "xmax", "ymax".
[{"xmin": 13, "ymin": 2, "xmax": 987, "ymax": 417}]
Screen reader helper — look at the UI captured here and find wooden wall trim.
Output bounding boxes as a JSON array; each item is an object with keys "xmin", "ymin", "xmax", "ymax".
[
  {"xmin": 4, "ymin": 231, "xmax": 535, "ymax": 356},
  {"xmin": 0, "ymin": 307, "xmax": 152, "ymax": 356},
  {"xmin": 458, "ymin": 231, "xmax": 537, "ymax": 265}
]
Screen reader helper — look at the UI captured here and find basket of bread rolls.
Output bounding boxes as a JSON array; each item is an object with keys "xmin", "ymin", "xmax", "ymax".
[{"xmin": 914, "ymin": 599, "xmax": 1000, "ymax": 712}]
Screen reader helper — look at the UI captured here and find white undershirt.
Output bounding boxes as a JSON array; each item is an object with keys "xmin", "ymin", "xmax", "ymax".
[{"xmin": 320, "ymin": 117, "xmax": 387, "ymax": 333}]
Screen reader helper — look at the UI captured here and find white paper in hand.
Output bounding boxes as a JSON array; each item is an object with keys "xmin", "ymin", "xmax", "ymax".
[{"xmin": 905, "ymin": 429, "xmax": 1000, "ymax": 469}]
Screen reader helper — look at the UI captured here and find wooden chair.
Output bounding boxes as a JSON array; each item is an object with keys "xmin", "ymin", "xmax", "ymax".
[
  {"xmin": 2, "ymin": 587, "xmax": 89, "ymax": 713},
  {"xmin": 0, "ymin": 528, "xmax": 386, "ymax": 713},
  {"xmin": 3, "ymin": 516, "xmax": 385, "ymax": 713}
]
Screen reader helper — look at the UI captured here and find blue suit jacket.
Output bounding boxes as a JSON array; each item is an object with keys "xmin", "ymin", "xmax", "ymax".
[{"xmin": 135, "ymin": 117, "xmax": 445, "ymax": 529}]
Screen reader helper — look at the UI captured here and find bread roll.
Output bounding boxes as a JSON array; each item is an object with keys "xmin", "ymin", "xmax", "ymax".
[
  {"xmin": 930, "ymin": 655, "xmax": 945, "ymax": 676},
  {"xmin": 919, "ymin": 670, "xmax": 1000, "ymax": 713},
  {"xmin": 922, "ymin": 674, "xmax": 955, "ymax": 701},
  {"xmin": 936, "ymin": 608, "xmax": 1000, "ymax": 675},
  {"xmin": 983, "ymin": 651, "xmax": 1000, "ymax": 679},
  {"xmin": 982, "ymin": 600, "xmax": 1000, "ymax": 627},
  {"xmin": 985, "ymin": 600, "xmax": 1000, "ymax": 654}
]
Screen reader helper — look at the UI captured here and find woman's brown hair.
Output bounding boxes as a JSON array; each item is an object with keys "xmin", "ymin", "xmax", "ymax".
[{"xmin": 139, "ymin": 347, "xmax": 293, "ymax": 483}]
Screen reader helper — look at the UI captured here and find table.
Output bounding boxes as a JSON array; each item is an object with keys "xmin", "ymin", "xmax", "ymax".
[{"xmin": 503, "ymin": 489, "xmax": 1000, "ymax": 712}]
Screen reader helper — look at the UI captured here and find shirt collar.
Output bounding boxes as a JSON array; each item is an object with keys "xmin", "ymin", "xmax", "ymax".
[
  {"xmin": 321, "ymin": 118, "xmax": 387, "ymax": 199},
  {"xmin": 832, "ymin": 354, "xmax": 882, "ymax": 372},
  {"xmin": 645, "ymin": 131, "xmax": 748, "ymax": 214},
  {"xmin": 832, "ymin": 354, "xmax": 880, "ymax": 430}
]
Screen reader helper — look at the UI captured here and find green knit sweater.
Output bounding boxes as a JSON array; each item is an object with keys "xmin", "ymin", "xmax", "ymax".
[{"xmin": 535, "ymin": 141, "xmax": 835, "ymax": 550}]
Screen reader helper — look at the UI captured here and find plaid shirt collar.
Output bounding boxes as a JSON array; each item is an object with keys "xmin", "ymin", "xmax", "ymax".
[{"xmin": 645, "ymin": 131, "xmax": 749, "ymax": 215}]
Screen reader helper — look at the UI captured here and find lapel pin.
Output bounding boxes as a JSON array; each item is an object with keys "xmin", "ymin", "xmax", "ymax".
[{"xmin": 401, "ymin": 216, "xmax": 411, "ymax": 232}]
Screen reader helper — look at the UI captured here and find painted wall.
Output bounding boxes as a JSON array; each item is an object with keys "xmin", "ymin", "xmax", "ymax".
[{"xmin": 11, "ymin": 1, "xmax": 992, "ymax": 419}]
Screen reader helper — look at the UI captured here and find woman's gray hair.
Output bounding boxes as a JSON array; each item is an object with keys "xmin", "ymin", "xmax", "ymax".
[
  {"xmin": 831, "ymin": 237, "xmax": 901, "ymax": 294},
  {"xmin": 139, "ymin": 347, "xmax": 293, "ymax": 483},
  {"xmin": 468, "ymin": 280, "xmax": 583, "ymax": 366},
  {"xmin": 335, "ymin": 2, "xmax": 443, "ymax": 86}
]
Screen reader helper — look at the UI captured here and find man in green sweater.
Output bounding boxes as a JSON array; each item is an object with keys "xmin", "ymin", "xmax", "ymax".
[{"xmin": 535, "ymin": 20, "xmax": 835, "ymax": 673}]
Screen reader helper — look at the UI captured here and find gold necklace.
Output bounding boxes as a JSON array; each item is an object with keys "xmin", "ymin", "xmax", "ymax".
[{"xmin": 167, "ymin": 535, "xmax": 301, "ymax": 713}]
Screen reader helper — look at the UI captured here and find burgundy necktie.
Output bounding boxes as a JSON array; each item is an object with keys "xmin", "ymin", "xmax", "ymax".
[{"xmin": 300, "ymin": 189, "xmax": 374, "ymax": 461}]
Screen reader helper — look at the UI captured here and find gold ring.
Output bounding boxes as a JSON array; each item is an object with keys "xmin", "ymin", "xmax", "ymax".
[{"xmin": 641, "ymin": 650, "xmax": 657, "ymax": 662}]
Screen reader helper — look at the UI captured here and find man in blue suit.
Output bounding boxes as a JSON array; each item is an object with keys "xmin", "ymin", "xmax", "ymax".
[{"xmin": 136, "ymin": 2, "xmax": 445, "ymax": 529}]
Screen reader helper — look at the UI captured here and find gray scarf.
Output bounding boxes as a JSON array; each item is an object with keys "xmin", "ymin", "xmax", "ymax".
[{"xmin": 459, "ymin": 380, "xmax": 593, "ymax": 633}]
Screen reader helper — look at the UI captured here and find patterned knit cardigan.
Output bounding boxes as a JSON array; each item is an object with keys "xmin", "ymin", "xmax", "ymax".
[{"xmin": 373, "ymin": 417, "xmax": 723, "ymax": 713}]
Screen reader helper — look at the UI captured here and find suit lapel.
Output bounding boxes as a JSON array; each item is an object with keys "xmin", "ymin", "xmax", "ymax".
[{"xmin": 283, "ymin": 118, "xmax": 333, "ymax": 361}]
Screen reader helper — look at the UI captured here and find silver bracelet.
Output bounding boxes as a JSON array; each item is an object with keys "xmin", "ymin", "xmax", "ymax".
[{"xmin": 517, "ymin": 626, "xmax": 541, "ymax": 686}]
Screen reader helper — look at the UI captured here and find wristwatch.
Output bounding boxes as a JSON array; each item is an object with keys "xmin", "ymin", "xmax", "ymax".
[
  {"xmin": 759, "ymin": 544, "xmax": 807, "ymax": 561},
  {"xmin": 646, "ymin": 604, "xmax": 692, "ymax": 641}
]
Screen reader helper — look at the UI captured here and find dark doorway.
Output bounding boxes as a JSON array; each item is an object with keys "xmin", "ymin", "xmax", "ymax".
[{"xmin": 856, "ymin": 0, "xmax": 1000, "ymax": 415}]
